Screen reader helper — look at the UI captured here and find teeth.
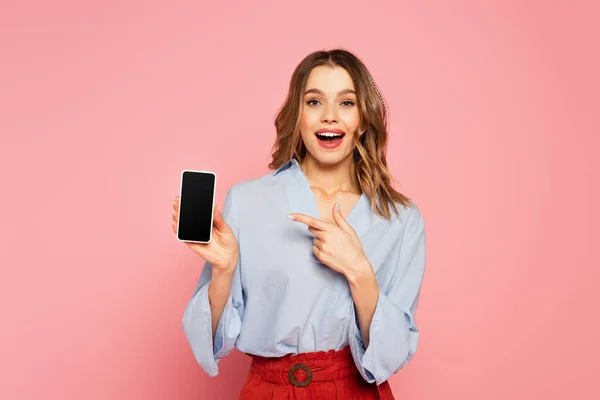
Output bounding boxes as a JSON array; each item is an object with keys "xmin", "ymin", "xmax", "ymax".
[{"xmin": 316, "ymin": 132, "xmax": 344, "ymax": 137}]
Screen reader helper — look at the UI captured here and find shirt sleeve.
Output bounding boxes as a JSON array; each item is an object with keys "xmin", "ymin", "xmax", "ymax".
[
  {"xmin": 182, "ymin": 187, "xmax": 245, "ymax": 377},
  {"xmin": 348, "ymin": 204, "xmax": 426, "ymax": 385}
]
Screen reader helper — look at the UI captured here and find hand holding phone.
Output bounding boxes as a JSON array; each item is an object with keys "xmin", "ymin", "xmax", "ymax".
[
  {"xmin": 172, "ymin": 198, "xmax": 239, "ymax": 273},
  {"xmin": 172, "ymin": 171, "xmax": 239, "ymax": 273}
]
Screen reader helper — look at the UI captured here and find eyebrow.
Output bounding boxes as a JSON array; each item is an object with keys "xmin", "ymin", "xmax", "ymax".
[{"xmin": 303, "ymin": 88, "xmax": 356, "ymax": 96}]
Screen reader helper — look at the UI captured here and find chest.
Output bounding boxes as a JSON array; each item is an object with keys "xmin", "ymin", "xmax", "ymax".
[
  {"xmin": 312, "ymin": 190, "xmax": 361, "ymax": 224},
  {"xmin": 236, "ymin": 199, "xmax": 400, "ymax": 293}
]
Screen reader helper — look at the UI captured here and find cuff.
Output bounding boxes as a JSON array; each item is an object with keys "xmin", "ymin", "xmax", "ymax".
[
  {"xmin": 349, "ymin": 296, "xmax": 382, "ymax": 384},
  {"xmin": 213, "ymin": 293, "xmax": 234, "ymax": 358},
  {"xmin": 182, "ymin": 282, "xmax": 235, "ymax": 377},
  {"xmin": 349, "ymin": 293, "xmax": 415, "ymax": 385}
]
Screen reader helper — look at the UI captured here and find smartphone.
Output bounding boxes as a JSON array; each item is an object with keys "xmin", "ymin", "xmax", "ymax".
[{"xmin": 177, "ymin": 170, "xmax": 217, "ymax": 243}]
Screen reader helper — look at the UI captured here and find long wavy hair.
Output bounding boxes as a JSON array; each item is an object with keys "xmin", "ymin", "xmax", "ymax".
[{"xmin": 269, "ymin": 49, "xmax": 411, "ymax": 219}]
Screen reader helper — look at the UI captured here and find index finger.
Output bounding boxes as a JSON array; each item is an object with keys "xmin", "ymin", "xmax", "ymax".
[{"xmin": 288, "ymin": 213, "xmax": 329, "ymax": 230}]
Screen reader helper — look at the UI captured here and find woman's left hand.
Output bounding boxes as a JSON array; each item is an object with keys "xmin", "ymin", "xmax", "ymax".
[{"xmin": 288, "ymin": 203, "xmax": 371, "ymax": 279}]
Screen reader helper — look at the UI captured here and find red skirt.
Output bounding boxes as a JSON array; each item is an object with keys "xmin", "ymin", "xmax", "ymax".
[{"xmin": 239, "ymin": 346, "xmax": 395, "ymax": 399}]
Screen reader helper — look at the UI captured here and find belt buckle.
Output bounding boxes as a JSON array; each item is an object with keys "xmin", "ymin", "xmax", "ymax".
[{"xmin": 288, "ymin": 363, "xmax": 312, "ymax": 387}]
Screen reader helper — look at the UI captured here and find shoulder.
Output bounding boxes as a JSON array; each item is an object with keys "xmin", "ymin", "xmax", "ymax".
[
  {"xmin": 388, "ymin": 199, "xmax": 425, "ymax": 233},
  {"xmin": 220, "ymin": 171, "xmax": 278, "ymax": 224},
  {"xmin": 226, "ymin": 170, "xmax": 278, "ymax": 199}
]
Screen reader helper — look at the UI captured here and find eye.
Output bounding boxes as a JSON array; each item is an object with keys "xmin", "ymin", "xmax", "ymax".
[{"xmin": 305, "ymin": 99, "xmax": 355, "ymax": 107}]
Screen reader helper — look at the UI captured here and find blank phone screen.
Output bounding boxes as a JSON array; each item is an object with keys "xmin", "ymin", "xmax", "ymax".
[{"xmin": 177, "ymin": 171, "xmax": 216, "ymax": 243}]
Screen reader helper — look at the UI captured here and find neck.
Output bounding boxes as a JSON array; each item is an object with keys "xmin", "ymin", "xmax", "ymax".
[{"xmin": 299, "ymin": 153, "xmax": 360, "ymax": 195}]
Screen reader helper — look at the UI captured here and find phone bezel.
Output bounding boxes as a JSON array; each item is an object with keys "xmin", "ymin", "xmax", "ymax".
[{"xmin": 176, "ymin": 169, "xmax": 217, "ymax": 244}]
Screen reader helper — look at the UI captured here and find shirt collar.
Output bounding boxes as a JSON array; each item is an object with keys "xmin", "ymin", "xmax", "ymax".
[{"xmin": 273, "ymin": 158, "xmax": 299, "ymax": 175}]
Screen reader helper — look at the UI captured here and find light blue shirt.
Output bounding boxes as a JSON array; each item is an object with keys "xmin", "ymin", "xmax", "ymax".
[{"xmin": 182, "ymin": 159, "xmax": 426, "ymax": 385}]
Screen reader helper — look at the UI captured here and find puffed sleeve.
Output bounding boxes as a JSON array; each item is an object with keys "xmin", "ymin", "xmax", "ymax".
[
  {"xmin": 348, "ymin": 204, "xmax": 426, "ymax": 385},
  {"xmin": 182, "ymin": 187, "xmax": 245, "ymax": 377}
]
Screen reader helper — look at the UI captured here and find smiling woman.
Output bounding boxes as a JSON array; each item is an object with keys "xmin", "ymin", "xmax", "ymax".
[
  {"xmin": 270, "ymin": 50, "xmax": 411, "ymax": 220},
  {"xmin": 177, "ymin": 49, "xmax": 426, "ymax": 400}
]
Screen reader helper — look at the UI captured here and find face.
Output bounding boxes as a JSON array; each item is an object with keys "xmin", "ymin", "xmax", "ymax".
[{"xmin": 299, "ymin": 65, "xmax": 361, "ymax": 166}]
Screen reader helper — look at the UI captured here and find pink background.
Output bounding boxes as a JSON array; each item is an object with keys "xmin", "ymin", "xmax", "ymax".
[{"xmin": 1, "ymin": 0, "xmax": 598, "ymax": 399}]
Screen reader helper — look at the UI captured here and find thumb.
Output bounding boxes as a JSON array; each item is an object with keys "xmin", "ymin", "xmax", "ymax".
[
  {"xmin": 332, "ymin": 202, "xmax": 353, "ymax": 233},
  {"xmin": 212, "ymin": 204, "xmax": 231, "ymax": 232}
]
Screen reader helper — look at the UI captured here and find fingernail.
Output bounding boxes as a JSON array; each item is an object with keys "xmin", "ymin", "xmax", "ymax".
[
  {"xmin": 287, "ymin": 214, "xmax": 295, "ymax": 220},
  {"xmin": 336, "ymin": 202, "xmax": 340, "ymax": 211}
]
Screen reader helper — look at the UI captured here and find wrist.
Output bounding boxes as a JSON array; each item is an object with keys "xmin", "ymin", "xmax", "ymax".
[
  {"xmin": 345, "ymin": 257, "xmax": 375, "ymax": 288},
  {"xmin": 212, "ymin": 265, "xmax": 236, "ymax": 279},
  {"xmin": 213, "ymin": 254, "xmax": 238, "ymax": 276}
]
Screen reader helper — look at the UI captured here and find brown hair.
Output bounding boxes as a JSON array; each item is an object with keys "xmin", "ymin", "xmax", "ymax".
[{"xmin": 269, "ymin": 48, "xmax": 411, "ymax": 219}]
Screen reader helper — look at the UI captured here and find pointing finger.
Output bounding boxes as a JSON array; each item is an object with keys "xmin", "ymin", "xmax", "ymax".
[{"xmin": 288, "ymin": 213, "xmax": 329, "ymax": 231}]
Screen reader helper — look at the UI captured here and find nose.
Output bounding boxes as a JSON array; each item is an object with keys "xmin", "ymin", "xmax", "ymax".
[{"xmin": 321, "ymin": 103, "xmax": 338, "ymax": 123}]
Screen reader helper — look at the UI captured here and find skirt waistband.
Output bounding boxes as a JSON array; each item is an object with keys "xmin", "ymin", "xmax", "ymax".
[{"xmin": 247, "ymin": 346, "xmax": 359, "ymax": 387}]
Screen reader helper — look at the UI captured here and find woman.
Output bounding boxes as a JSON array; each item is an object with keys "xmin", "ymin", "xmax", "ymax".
[{"xmin": 171, "ymin": 49, "xmax": 426, "ymax": 399}]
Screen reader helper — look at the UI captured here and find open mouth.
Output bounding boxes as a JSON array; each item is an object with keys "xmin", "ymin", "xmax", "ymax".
[
  {"xmin": 314, "ymin": 131, "xmax": 345, "ymax": 149},
  {"xmin": 315, "ymin": 132, "xmax": 345, "ymax": 141}
]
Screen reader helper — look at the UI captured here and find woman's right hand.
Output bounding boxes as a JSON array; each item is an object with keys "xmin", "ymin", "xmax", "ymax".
[{"xmin": 172, "ymin": 196, "xmax": 239, "ymax": 274}]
